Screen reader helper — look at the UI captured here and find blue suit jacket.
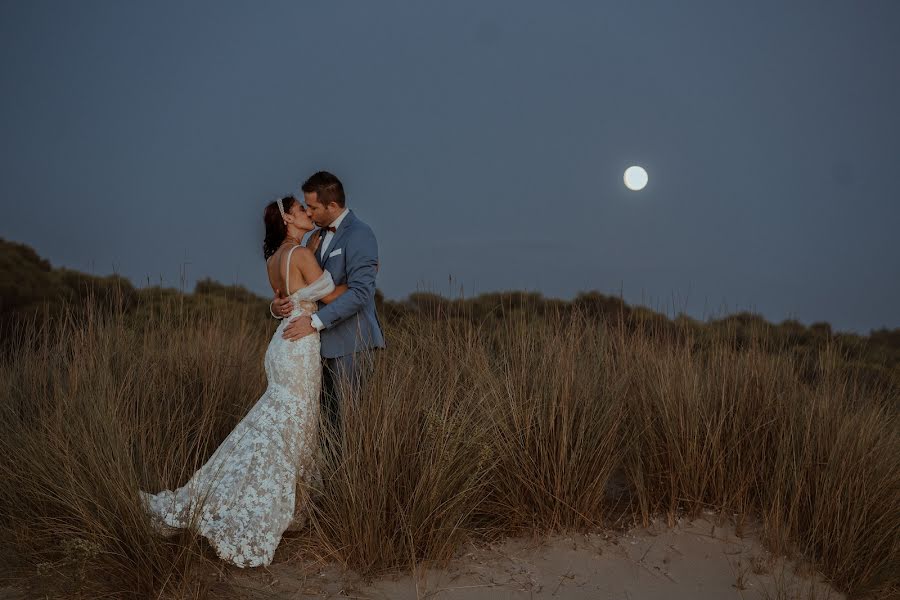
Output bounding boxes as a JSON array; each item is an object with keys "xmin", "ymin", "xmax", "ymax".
[{"xmin": 315, "ymin": 210, "xmax": 386, "ymax": 359}]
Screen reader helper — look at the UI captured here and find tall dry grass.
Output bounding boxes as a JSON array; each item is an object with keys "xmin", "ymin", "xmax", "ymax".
[
  {"xmin": 0, "ymin": 297, "xmax": 897, "ymax": 598},
  {"xmin": 303, "ymin": 319, "xmax": 496, "ymax": 574},
  {"xmin": 0, "ymin": 298, "xmax": 271, "ymax": 597}
]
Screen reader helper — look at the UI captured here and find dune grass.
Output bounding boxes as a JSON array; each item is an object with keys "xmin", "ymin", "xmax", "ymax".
[{"xmin": 0, "ymin": 296, "xmax": 897, "ymax": 598}]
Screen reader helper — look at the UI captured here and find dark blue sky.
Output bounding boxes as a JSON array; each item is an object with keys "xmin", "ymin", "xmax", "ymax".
[{"xmin": 2, "ymin": 1, "xmax": 898, "ymax": 333}]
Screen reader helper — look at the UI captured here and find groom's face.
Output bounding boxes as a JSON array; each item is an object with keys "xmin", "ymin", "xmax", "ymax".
[{"xmin": 303, "ymin": 191, "xmax": 340, "ymax": 227}]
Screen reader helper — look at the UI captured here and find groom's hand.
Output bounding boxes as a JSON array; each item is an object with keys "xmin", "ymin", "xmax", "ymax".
[
  {"xmin": 272, "ymin": 291, "xmax": 293, "ymax": 318},
  {"xmin": 283, "ymin": 315, "xmax": 315, "ymax": 341}
]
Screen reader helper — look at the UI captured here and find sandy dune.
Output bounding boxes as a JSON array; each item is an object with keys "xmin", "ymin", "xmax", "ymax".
[
  {"xmin": 0, "ymin": 516, "xmax": 842, "ymax": 599},
  {"xmin": 224, "ymin": 516, "xmax": 842, "ymax": 599}
]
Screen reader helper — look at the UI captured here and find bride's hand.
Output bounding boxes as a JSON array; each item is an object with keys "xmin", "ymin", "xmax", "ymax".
[{"xmin": 307, "ymin": 229, "xmax": 324, "ymax": 254}]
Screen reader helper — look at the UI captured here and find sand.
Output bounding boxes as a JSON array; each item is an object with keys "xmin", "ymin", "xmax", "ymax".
[
  {"xmin": 221, "ymin": 515, "xmax": 843, "ymax": 600},
  {"xmin": 0, "ymin": 515, "xmax": 843, "ymax": 599}
]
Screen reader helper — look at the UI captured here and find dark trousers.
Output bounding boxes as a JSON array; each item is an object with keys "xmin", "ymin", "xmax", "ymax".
[{"xmin": 320, "ymin": 352, "xmax": 374, "ymax": 456}]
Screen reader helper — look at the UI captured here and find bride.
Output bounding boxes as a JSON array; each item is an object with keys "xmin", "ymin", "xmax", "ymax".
[{"xmin": 139, "ymin": 195, "xmax": 346, "ymax": 568}]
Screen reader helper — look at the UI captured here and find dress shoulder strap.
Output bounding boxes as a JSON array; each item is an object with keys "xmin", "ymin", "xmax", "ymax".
[{"xmin": 283, "ymin": 245, "xmax": 302, "ymax": 295}]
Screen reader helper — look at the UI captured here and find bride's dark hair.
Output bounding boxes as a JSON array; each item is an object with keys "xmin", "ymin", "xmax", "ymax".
[{"xmin": 263, "ymin": 196, "xmax": 298, "ymax": 259}]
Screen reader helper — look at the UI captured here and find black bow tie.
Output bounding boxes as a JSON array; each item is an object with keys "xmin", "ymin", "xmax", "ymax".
[{"xmin": 321, "ymin": 226, "xmax": 336, "ymax": 234}]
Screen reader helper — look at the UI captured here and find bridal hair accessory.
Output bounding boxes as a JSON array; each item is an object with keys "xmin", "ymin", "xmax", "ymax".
[{"xmin": 276, "ymin": 197, "xmax": 286, "ymax": 219}]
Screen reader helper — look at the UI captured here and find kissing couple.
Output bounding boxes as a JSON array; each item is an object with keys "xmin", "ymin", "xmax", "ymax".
[{"xmin": 139, "ymin": 170, "xmax": 385, "ymax": 567}]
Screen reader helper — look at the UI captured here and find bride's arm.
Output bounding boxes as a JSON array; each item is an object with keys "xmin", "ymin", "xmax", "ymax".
[
  {"xmin": 296, "ymin": 249, "xmax": 347, "ymax": 304},
  {"xmin": 319, "ymin": 284, "xmax": 348, "ymax": 304}
]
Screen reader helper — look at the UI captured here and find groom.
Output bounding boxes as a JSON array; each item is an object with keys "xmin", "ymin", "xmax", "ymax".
[{"xmin": 270, "ymin": 170, "xmax": 385, "ymax": 444}]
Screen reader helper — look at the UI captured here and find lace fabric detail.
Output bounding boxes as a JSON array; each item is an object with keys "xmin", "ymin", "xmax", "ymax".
[
  {"xmin": 139, "ymin": 270, "xmax": 336, "ymax": 568},
  {"xmin": 292, "ymin": 270, "xmax": 335, "ymax": 303}
]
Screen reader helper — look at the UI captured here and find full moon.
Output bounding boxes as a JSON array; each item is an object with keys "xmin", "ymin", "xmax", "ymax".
[{"xmin": 624, "ymin": 165, "xmax": 649, "ymax": 191}]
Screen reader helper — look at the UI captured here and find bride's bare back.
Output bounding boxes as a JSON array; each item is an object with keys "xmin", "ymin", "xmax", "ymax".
[
  {"xmin": 266, "ymin": 244, "xmax": 312, "ymax": 296},
  {"xmin": 267, "ymin": 242, "xmax": 347, "ymax": 304}
]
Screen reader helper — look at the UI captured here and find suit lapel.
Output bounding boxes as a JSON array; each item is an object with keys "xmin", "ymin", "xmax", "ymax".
[{"xmin": 322, "ymin": 210, "xmax": 355, "ymax": 268}]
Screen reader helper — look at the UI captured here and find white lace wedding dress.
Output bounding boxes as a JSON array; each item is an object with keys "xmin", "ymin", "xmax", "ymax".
[{"xmin": 139, "ymin": 248, "xmax": 334, "ymax": 568}]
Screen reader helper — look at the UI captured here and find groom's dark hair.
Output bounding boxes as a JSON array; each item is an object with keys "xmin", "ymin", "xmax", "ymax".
[{"xmin": 301, "ymin": 171, "xmax": 345, "ymax": 208}]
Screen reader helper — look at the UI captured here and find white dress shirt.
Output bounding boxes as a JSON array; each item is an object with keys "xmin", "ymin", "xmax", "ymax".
[
  {"xmin": 317, "ymin": 208, "xmax": 349, "ymax": 261},
  {"xmin": 311, "ymin": 208, "xmax": 349, "ymax": 331}
]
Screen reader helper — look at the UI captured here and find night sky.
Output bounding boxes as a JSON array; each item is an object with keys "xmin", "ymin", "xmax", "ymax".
[{"xmin": 2, "ymin": 1, "xmax": 898, "ymax": 333}]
